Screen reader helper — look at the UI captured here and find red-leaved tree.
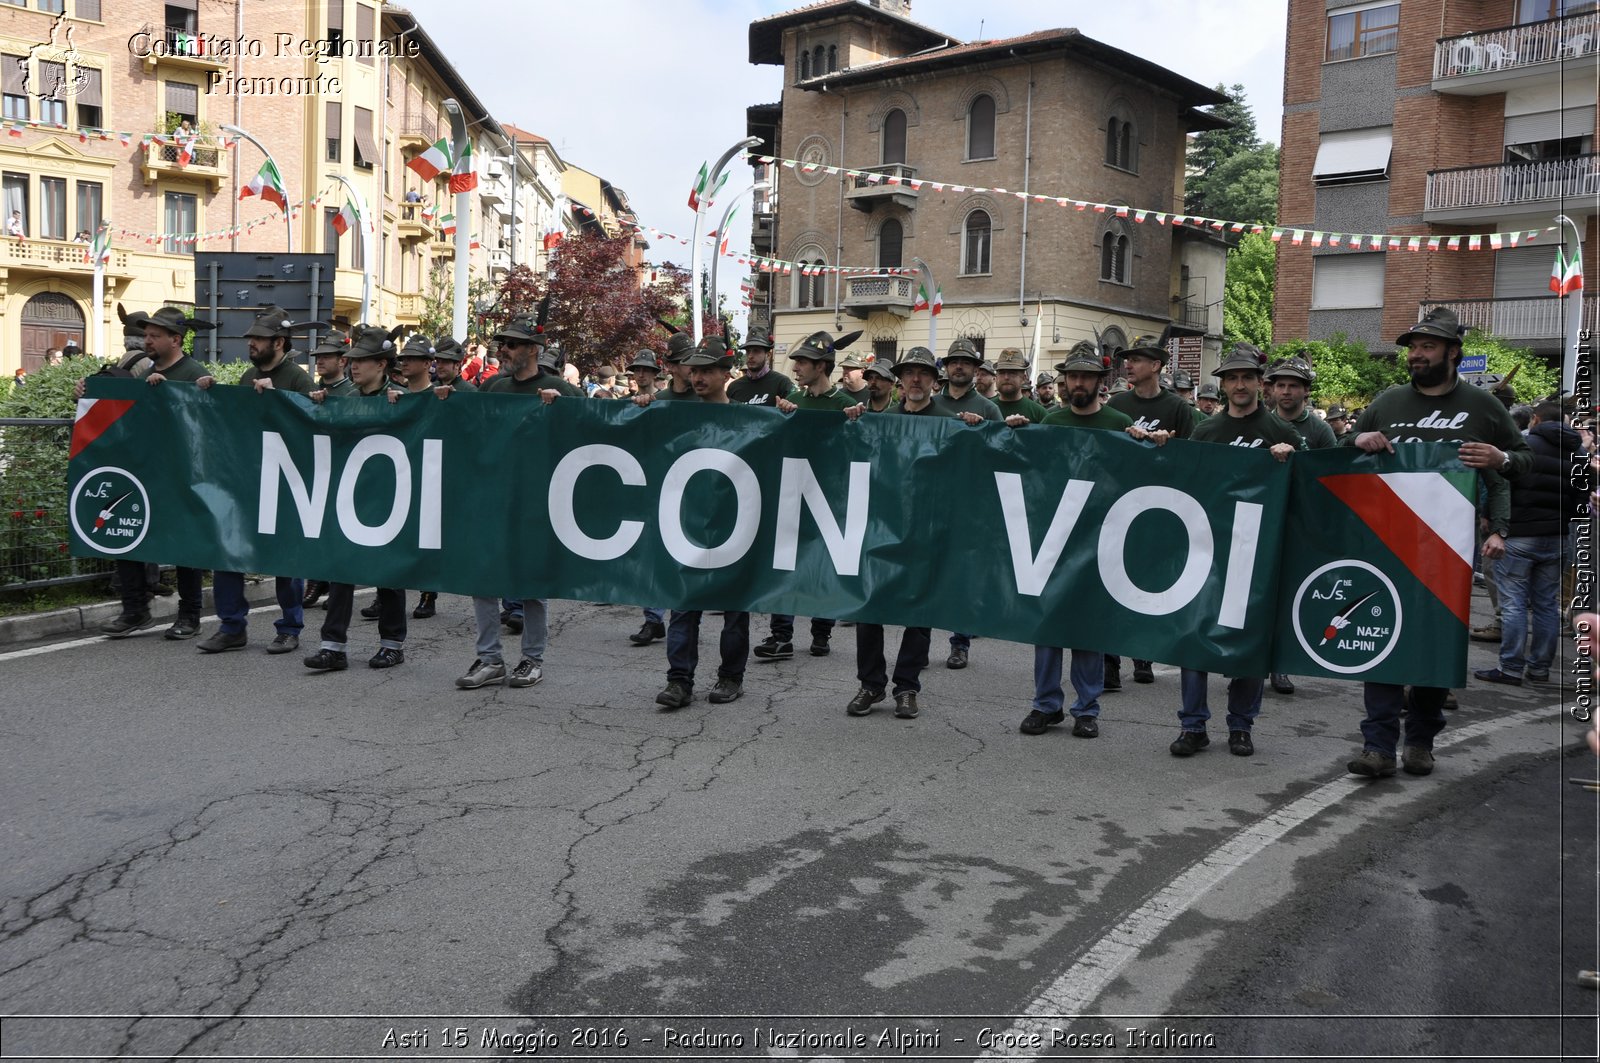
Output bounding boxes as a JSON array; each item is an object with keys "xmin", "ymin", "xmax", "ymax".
[{"xmin": 511, "ymin": 233, "xmax": 691, "ymax": 375}]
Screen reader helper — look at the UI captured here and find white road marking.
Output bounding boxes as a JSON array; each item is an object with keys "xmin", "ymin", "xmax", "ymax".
[
  {"xmin": 976, "ymin": 703, "xmax": 1560, "ymax": 1060},
  {"xmin": 0, "ymin": 603, "xmax": 284, "ymax": 662}
]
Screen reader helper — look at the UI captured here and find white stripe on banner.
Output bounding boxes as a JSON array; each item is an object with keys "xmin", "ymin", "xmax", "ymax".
[
  {"xmin": 74, "ymin": 397, "xmax": 93, "ymax": 422},
  {"xmin": 1377, "ymin": 472, "xmax": 1474, "ymax": 565}
]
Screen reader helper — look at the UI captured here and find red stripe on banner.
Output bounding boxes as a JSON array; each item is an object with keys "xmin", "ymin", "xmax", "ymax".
[
  {"xmin": 1319, "ymin": 473, "xmax": 1473, "ymax": 625},
  {"xmin": 69, "ymin": 399, "xmax": 135, "ymax": 459}
]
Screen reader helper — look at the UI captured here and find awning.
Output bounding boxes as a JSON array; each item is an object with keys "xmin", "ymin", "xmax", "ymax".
[
  {"xmin": 1313, "ymin": 127, "xmax": 1392, "ymax": 185},
  {"xmin": 352, "ymin": 106, "xmax": 378, "ymax": 167}
]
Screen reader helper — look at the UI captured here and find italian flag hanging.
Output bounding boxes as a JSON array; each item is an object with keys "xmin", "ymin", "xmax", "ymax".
[
  {"xmin": 331, "ymin": 200, "xmax": 358, "ymax": 237},
  {"xmin": 238, "ymin": 159, "xmax": 288, "ymax": 212},
  {"xmin": 83, "ymin": 224, "xmax": 110, "ymax": 265},
  {"xmin": 407, "ymin": 137, "xmax": 452, "ymax": 182},
  {"xmin": 688, "ymin": 162, "xmax": 709, "ymax": 211},
  {"xmin": 439, "ymin": 213, "xmax": 456, "ymax": 236},
  {"xmin": 911, "ymin": 282, "xmax": 944, "ymax": 315},
  {"xmin": 447, "ymin": 139, "xmax": 477, "ymax": 193},
  {"xmin": 1550, "ymin": 245, "xmax": 1584, "ymax": 296}
]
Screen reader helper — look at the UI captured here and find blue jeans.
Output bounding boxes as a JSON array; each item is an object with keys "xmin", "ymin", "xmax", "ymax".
[
  {"xmin": 1496, "ymin": 534, "xmax": 1563, "ymax": 678},
  {"xmin": 213, "ymin": 571, "xmax": 303, "ymax": 637},
  {"xmin": 949, "ymin": 632, "xmax": 972, "ymax": 651},
  {"xmin": 474, "ymin": 596, "xmax": 547, "ymax": 664},
  {"xmin": 667, "ymin": 610, "xmax": 750, "ymax": 687},
  {"xmin": 1179, "ymin": 668, "xmax": 1262, "ymax": 733},
  {"xmin": 1033, "ymin": 647, "xmax": 1104, "ymax": 718},
  {"xmin": 1360, "ymin": 683, "xmax": 1448, "ymax": 755},
  {"xmin": 643, "ymin": 607, "xmax": 664, "ymax": 626},
  {"xmin": 770, "ymin": 614, "xmax": 836, "ymax": 641}
]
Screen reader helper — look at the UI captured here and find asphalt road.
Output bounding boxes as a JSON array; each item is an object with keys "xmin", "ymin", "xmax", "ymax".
[{"xmin": 0, "ymin": 588, "xmax": 1594, "ymax": 1061}]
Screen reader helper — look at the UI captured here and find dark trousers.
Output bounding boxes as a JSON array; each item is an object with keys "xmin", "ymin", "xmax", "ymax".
[
  {"xmin": 117, "ymin": 560, "xmax": 201, "ymax": 619},
  {"xmin": 857, "ymin": 624, "xmax": 932, "ymax": 695},
  {"xmin": 321, "ymin": 583, "xmax": 406, "ymax": 651},
  {"xmin": 666, "ymin": 609, "xmax": 750, "ymax": 686},
  {"xmin": 770, "ymin": 614, "xmax": 836, "ymax": 642},
  {"xmin": 1360, "ymin": 683, "xmax": 1449, "ymax": 755}
]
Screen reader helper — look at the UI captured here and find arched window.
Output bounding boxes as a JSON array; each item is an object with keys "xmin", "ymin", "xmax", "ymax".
[
  {"xmin": 813, "ymin": 46, "xmax": 825, "ymax": 75},
  {"xmin": 800, "ymin": 50, "xmax": 810, "ymax": 80},
  {"xmin": 1100, "ymin": 228, "xmax": 1130, "ymax": 283},
  {"xmin": 878, "ymin": 218, "xmax": 903, "ymax": 270},
  {"xmin": 882, "ymin": 107, "xmax": 907, "ymax": 165},
  {"xmin": 1104, "ymin": 109, "xmax": 1138, "ymax": 171},
  {"xmin": 967, "ymin": 93, "xmax": 996, "ymax": 159},
  {"xmin": 795, "ymin": 247, "xmax": 829, "ymax": 309},
  {"xmin": 827, "ymin": 44, "xmax": 838, "ymax": 72},
  {"xmin": 962, "ymin": 210, "xmax": 991, "ymax": 275}
]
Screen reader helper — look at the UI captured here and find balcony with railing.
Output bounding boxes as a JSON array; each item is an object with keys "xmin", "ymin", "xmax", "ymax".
[
  {"xmin": 845, "ymin": 164, "xmax": 919, "ymax": 213},
  {"xmin": 398, "ymin": 113, "xmax": 439, "ymax": 150},
  {"xmin": 1420, "ymin": 295, "xmax": 1598, "ymax": 344},
  {"xmin": 752, "ymin": 210, "xmax": 775, "ymax": 253},
  {"xmin": 1424, "ymin": 153, "xmax": 1600, "ymax": 221},
  {"xmin": 1174, "ymin": 299, "xmax": 1212, "ymax": 333},
  {"xmin": 0, "ymin": 236, "xmax": 131, "ymax": 276},
  {"xmin": 842, "ymin": 271, "xmax": 918, "ymax": 318},
  {"xmin": 395, "ymin": 203, "xmax": 436, "ymax": 242},
  {"xmin": 140, "ymin": 139, "xmax": 227, "ymax": 191},
  {"xmin": 394, "ymin": 292, "xmax": 423, "ymax": 324},
  {"xmin": 1433, "ymin": 11, "xmax": 1598, "ymax": 90},
  {"xmin": 142, "ymin": 26, "xmax": 230, "ymax": 72},
  {"xmin": 488, "ymin": 247, "xmax": 511, "ymax": 277}
]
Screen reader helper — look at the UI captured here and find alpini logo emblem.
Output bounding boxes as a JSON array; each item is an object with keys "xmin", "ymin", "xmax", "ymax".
[
  {"xmin": 71, "ymin": 467, "xmax": 150, "ymax": 555},
  {"xmin": 1291, "ymin": 560, "xmax": 1403, "ymax": 674}
]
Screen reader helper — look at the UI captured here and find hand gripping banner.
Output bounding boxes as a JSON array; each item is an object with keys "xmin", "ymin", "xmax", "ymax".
[{"xmin": 68, "ymin": 379, "xmax": 1472, "ymax": 686}]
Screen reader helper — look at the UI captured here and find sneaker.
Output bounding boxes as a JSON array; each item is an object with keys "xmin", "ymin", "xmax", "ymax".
[
  {"xmin": 1401, "ymin": 746, "xmax": 1435, "ymax": 776},
  {"xmin": 302, "ymin": 581, "xmax": 327, "ymax": 607},
  {"xmin": 847, "ymin": 687, "xmax": 884, "ymax": 717},
  {"xmin": 1270, "ymin": 672, "xmax": 1295, "ymax": 694},
  {"xmin": 1132, "ymin": 660, "xmax": 1155, "ymax": 684},
  {"xmin": 656, "ymin": 680, "xmax": 693, "ymax": 710},
  {"xmin": 455, "ymin": 658, "xmax": 506, "ymax": 689},
  {"xmin": 359, "ymin": 600, "xmax": 381, "ymax": 621},
  {"xmin": 1103, "ymin": 665, "xmax": 1122, "ymax": 692},
  {"xmin": 1170, "ymin": 730, "xmax": 1209, "ymax": 757},
  {"xmin": 304, "ymin": 649, "xmax": 349, "ymax": 672},
  {"xmin": 1071, "ymin": 716, "xmax": 1099, "ymax": 738},
  {"xmin": 753, "ymin": 636, "xmax": 793, "ymax": 661},
  {"xmin": 809, "ymin": 636, "xmax": 831, "ymax": 657},
  {"xmin": 164, "ymin": 615, "xmax": 200, "ymax": 641},
  {"xmin": 1019, "ymin": 708, "xmax": 1065, "ymax": 735},
  {"xmin": 1228, "ymin": 730, "xmax": 1254, "ymax": 756},
  {"xmin": 893, "ymin": 692, "xmax": 920, "ymax": 719},
  {"xmin": 368, "ymin": 647, "xmax": 405, "ymax": 669},
  {"xmin": 412, "ymin": 592, "xmax": 437, "ymax": 620},
  {"xmin": 100, "ymin": 612, "xmax": 154, "ymax": 638},
  {"xmin": 266, "ymin": 633, "xmax": 299, "ymax": 655},
  {"xmin": 1347, "ymin": 750, "xmax": 1397, "ymax": 778},
  {"xmin": 1473, "ymin": 667, "xmax": 1522, "ymax": 686},
  {"xmin": 1469, "ymin": 624, "xmax": 1502, "ymax": 643},
  {"xmin": 946, "ymin": 646, "xmax": 968, "ymax": 669},
  {"xmin": 508, "ymin": 658, "xmax": 543, "ymax": 687},
  {"xmin": 196, "ymin": 630, "xmax": 247, "ymax": 654},
  {"xmin": 708, "ymin": 677, "xmax": 744, "ymax": 703},
  {"xmin": 629, "ymin": 621, "xmax": 666, "ymax": 646}
]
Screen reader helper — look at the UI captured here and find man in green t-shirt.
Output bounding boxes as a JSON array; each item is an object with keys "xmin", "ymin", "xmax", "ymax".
[
  {"xmin": 934, "ymin": 337, "xmax": 1000, "ymax": 669},
  {"xmin": 1023, "ymin": 342, "xmax": 1134, "ymax": 741},
  {"xmin": 757, "ymin": 330, "xmax": 862, "ymax": 660},
  {"xmin": 301, "ymin": 329, "xmax": 355, "ymax": 611},
  {"xmin": 1266, "ymin": 355, "xmax": 1337, "ymax": 450},
  {"xmin": 431, "ymin": 337, "xmax": 474, "ymax": 393},
  {"xmin": 195, "ymin": 305, "xmax": 317, "ymax": 656},
  {"xmin": 1195, "ymin": 382, "xmax": 1220, "ymax": 419},
  {"xmin": 1176, "ymin": 343, "xmax": 1303, "ymax": 761},
  {"xmin": 1342, "ymin": 307, "xmax": 1530, "ymax": 780},
  {"xmin": 993, "ymin": 348, "xmax": 1047, "ymax": 425},
  {"xmin": 861, "ymin": 359, "xmax": 897, "ymax": 413},
  {"xmin": 1034, "ymin": 372, "xmax": 1059, "ymax": 410}
]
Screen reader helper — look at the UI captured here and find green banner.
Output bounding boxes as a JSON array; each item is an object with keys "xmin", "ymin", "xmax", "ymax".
[{"xmin": 68, "ymin": 379, "xmax": 1472, "ymax": 685}]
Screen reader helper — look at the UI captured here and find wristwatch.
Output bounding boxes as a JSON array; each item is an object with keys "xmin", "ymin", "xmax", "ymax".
[{"xmin": 1499, "ymin": 451, "xmax": 1511, "ymax": 472}]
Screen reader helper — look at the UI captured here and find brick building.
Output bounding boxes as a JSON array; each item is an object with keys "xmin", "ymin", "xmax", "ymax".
[
  {"xmin": 1275, "ymin": 0, "xmax": 1597, "ymax": 356},
  {"xmin": 745, "ymin": 0, "xmax": 1229, "ymax": 374}
]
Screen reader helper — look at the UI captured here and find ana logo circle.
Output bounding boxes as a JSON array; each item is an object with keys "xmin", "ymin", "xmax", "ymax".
[
  {"xmin": 70, "ymin": 466, "xmax": 150, "ymax": 555},
  {"xmin": 1291, "ymin": 560, "xmax": 1403, "ymax": 674}
]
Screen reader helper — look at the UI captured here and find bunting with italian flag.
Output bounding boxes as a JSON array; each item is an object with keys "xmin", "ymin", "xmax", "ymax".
[
  {"xmin": 447, "ymin": 139, "xmax": 477, "ymax": 194},
  {"xmin": 238, "ymin": 159, "xmax": 288, "ymax": 212},
  {"xmin": 1550, "ymin": 245, "xmax": 1584, "ymax": 296}
]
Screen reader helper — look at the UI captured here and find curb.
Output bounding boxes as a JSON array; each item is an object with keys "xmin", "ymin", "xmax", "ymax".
[{"xmin": 0, "ymin": 582, "xmax": 287, "ymax": 647}]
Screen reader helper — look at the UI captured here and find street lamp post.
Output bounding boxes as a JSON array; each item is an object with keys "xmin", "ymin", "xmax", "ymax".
[
  {"xmin": 707, "ymin": 179, "xmax": 769, "ymax": 337},
  {"xmin": 1555, "ymin": 213, "xmax": 1585, "ymax": 395},
  {"xmin": 220, "ymin": 123, "xmax": 291, "ymax": 252},
  {"xmin": 442, "ymin": 99, "xmax": 470, "ymax": 341},
  {"xmin": 691, "ymin": 136, "xmax": 761, "ymax": 344},
  {"xmin": 326, "ymin": 172, "xmax": 373, "ymax": 325}
]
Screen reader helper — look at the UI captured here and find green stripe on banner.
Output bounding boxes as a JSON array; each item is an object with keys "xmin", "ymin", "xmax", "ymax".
[{"xmin": 68, "ymin": 379, "xmax": 1471, "ymax": 686}]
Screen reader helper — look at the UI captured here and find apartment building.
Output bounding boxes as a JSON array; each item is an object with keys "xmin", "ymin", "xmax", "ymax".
[
  {"xmin": 1275, "ymin": 0, "xmax": 1597, "ymax": 355},
  {"xmin": 744, "ymin": 0, "xmax": 1229, "ymax": 374}
]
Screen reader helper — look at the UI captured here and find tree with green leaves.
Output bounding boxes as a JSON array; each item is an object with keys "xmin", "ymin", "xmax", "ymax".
[
  {"xmin": 1223, "ymin": 231, "xmax": 1276, "ymax": 348},
  {"xmin": 1187, "ymin": 84, "xmax": 1279, "ymax": 226},
  {"xmin": 1272, "ymin": 330, "xmax": 1562, "ymax": 410}
]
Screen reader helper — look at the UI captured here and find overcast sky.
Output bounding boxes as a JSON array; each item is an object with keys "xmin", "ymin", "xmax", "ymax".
[{"xmin": 405, "ymin": 0, "xmax": 1288, "ymax": 324}]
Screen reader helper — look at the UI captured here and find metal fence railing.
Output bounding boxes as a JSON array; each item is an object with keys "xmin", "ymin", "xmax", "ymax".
[{"xmin": 0, "ymin": 418, "xmax": 116, "ymax": 591}]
